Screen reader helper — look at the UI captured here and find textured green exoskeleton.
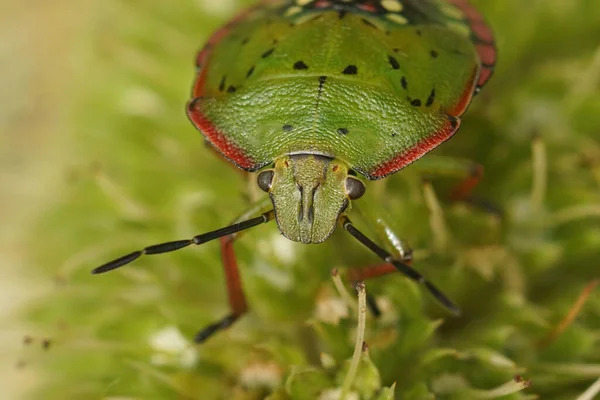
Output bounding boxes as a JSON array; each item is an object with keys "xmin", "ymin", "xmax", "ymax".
[
  {"xmin": 188, "ymin": 0, "xmax": 495, "ymax": 243},
  {"xmin": 94, "ymin": 0, "xmax": 496, "ymax": 342}
]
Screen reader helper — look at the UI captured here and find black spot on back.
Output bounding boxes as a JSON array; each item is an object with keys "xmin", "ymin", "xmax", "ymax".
[
  {"xmin": 388, "ymin": 55, "xmax": 400, "ymax": 70},
  {"xmin": 316, "ymin": 76, "xmax": 327, "ymax": 106},
  {"xmin": 283, "ymin": 124, "xmax": 293, "ymax": 132},
  {"xmin": 261, "ymin": 48, "xmax": 275, "ymax": 58},
  {"xmin": 219, "ymin": 76, "xmax": 226, "ymax": 92},
  {"xmin": 430, "ymin": 50, "xmax": 439, "ymax": 58},
  {"xmin": 337, "ymin": 128, "xmax": 349, "ymax": 135},
  {"xmin": 294, "ymin": 61, "xmax": 309, "ymax": 70},
  {"xmin": 246, "ymin": 66, "xmax": 255, "ymax": 78},
  {"xmin": 411, "ymin": 98, "xmax": 421, "ymax": 107},
  {"xmin": 401, "ymin": 76, "xmax": 408, "ymax": 89},
  {"xmin": 342, "ymin": 65, "xmax": 358, "ymax": 75},
  {"xmin": 426, "ymin": 88, "xmax": 436, "ymax": 107},
  {"xmin": 227, "ymin": 85, "xmax": 237, "ymax": 93}
]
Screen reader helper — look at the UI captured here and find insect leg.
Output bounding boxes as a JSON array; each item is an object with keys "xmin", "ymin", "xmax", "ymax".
[
  {"xmin": 344, "ymin": 203, "xmax": 415, "ymax": 316},
  {"xmin": 409, "ymin": 155, "xmax": 500, "ymax": 215},
  {"xmin": 194, "ymin": 198, "xmax": 272, "ymax": 343},
  {"xmin": 346, "ymin": 242, "xmax": 413, "ymax": 281},
  {"xmin": 193, "ymin": 235, "xmax": 245, "ymax": 342},
  {"xmin": 347, "ymin": 264, "xmax": 401, "ymax": 317},
  {"xmin": 341, "ymin": 216, "xmax": 459, "ymax": 315}
]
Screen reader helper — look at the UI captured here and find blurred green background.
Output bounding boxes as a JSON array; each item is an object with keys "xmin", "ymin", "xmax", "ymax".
[{"xmin": 2, "ymin": 0, "xmax": 600, "ymax": 399}]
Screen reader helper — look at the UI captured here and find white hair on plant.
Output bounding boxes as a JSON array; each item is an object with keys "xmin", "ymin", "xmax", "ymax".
[
  {"xmin": 148, "ymin": 326, "xmax": 198, "ymax": 368},
  {"xmin": 250, "ymin": 232, "xmax": 299, "ymax": 290},
  {"xmin": 314, "ymin": 293, "xmax": 349, "ymax": 325},
  {"xmin": 270, "ymin": 233, "xmax": 298, "ymax": 264},
  {"xmin": 239, "ymin": 361, "xmax": 282, "ymax": 390}
]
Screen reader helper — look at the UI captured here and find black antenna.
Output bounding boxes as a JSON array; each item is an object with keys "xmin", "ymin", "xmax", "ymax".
[
  {"xmin": 341, "ymin": 216, "xmax": 460, "ymax": 315},
  {"xmin": 92, "ymin": 210, "xmax": 275, "ymax": 274}
]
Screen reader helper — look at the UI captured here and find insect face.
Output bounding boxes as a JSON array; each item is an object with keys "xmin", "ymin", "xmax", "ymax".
[{"xmin": 258, "ymin": 154, "xmax": 363, "ymax": 244}]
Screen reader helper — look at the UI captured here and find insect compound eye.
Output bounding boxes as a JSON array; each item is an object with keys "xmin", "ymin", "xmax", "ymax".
[
  {"xmin": 345, "ymin": 176, "xmax": 366, "ymax": 200},
  {"xmin": 257, "ymin": 170, "xmax": 275, "ymax": 192}
]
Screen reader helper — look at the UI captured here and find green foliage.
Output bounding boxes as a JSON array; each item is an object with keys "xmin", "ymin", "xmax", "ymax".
[{"xmin": 23, "ymin": 1, "xmax": 600, "ymax": 399}]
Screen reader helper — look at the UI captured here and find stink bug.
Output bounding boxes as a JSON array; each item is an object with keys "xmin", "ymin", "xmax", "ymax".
[{"xmin": 93, "ymin": 0, "xmax": 496, "ymax": 342}]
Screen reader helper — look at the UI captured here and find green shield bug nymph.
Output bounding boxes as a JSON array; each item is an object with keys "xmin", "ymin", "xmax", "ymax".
[{"xmin": 93, "ymin": 0, "xmax": 496, "ymax": 343}]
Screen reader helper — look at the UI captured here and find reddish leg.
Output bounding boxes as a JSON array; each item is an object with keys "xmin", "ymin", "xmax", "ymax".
[
  {"xmin": 409, "ymin": 155, "xmax": 500, "ymax": 215},
  {"xmin": 347, "ymin": 263, "xmax": 401, "ymax": 282},
  {"xmin": 91, "ymin": 200, "xmax": 273, "ymax": 343},
  {"xmin": 450, "ymin": 164, "xmax": 502, "ymax": 216},
  {"xmin": 449, "ymin": 163, "xmax": 483, "ymax": 201},
  {"xmin": 194, "ymin": 234, "xmax": 248, "ymax": 343},
  {"xmin": 193, "ymin": 199, "xmax": 272, "ymax": 343},
  {"xmin": 341, "ymin": 216, "xmax": 460, "ymax": 314},
  {"xmin": 345, "ymin": 220, "xmax": 414, "ymax": 285},
  {"xmin": 347, "ymin": 242, "xmax": 413, "ymax": 281},
  {"xmin": 346, "ymin": 254, "xmax": 414, "ymax": 317}
]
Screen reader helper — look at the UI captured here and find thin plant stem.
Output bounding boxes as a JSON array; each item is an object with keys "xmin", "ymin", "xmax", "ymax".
[
  {"xmin": 538, "ymin": 280, "xmax": 599, "ymax": 348},
  {"xmin": 576, "ymin": 377, "xmax": 600, "ymax": 400},
  {"xmin": 530, "ymin": 136, "xmax": 547, "ymax": 210},
  {"xmin": 331, "ymin": 268, "xmax": 358, "ymax": 313},
  {"xmin": 468, "ymin": 375, "xmax": 532, "ymax": 398},
  {"xmin": 340, "ymin": 281, "xmax": 367, "ymax": 400}
]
